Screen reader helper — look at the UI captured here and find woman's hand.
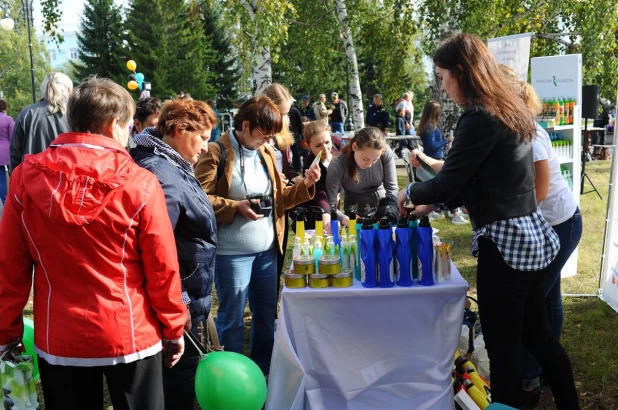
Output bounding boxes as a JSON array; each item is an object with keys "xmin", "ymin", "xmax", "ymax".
[
  {"xmin": 279, "ymin": 172, "xmax": 289, "ymax": 185},
  {"xmin": 303, "ymin": 163, "xmax": 321, "ymax": 187},
  {"xmin": 409, "ymin": 149, "xmax": 422, "ymax": 168},
  {"xmin": 397, "ymin": 188, "xmax": 410, "ymax": 215},
  {"xmin": 237, "ymin": 199, "xmax": 264, "ymax": 221},
  {"xmin": 291, "ymin": 176, "xmax": 303, "ymax": 184},
  {"xmin": 410, "ymin": 204, "xmax": 435, "ymax": 218},
  {"xmin": 163, "ymin": 339, "xmax": 185, "ymax": 368}
]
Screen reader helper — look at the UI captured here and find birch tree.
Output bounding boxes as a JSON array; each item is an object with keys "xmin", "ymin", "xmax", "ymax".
[
  {"xmin": 333, "ymin": 0, "xmax": 364, "ymax": 130},
  {"xmin": 222, "ymin": 0, "xmax": 296, "ymax": 95}
]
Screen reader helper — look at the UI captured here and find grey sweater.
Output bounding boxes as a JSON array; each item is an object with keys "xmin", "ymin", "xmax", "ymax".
[{"xmin": 325, "ymin": 145, "xmax": 398, "ymax": 213}]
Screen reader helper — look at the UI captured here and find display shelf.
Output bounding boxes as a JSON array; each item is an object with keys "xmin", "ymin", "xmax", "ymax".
[
  {"xmin": 544, "ymin": 124, "xmax": 575, "ymax": 131},
  {"xmin": 559, "ymin": 158, "xmax": 574, "ymax": 164}
]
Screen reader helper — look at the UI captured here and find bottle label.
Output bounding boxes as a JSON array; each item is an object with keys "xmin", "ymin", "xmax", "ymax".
[
  {"xmin": 389, "ymin": 262, "xmax": 394, "ymax": 282},
  {"xmin": 361, "ymin": 260, "xmax": 366, "ymax": 283},
  {"xmin": 418, "ymin": 260, "xmax": 423, "ymax": 281}
]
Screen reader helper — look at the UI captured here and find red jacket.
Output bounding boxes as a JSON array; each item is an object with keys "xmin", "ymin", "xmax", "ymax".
[{"xmin": 0, "ymin": 132, "xmax": 187, "ymax": 366}]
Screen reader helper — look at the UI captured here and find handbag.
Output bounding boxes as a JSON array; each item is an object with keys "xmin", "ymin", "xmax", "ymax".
[{"xmin": 0, "ymin": 348, "xmax": 39, "ymax": 410}]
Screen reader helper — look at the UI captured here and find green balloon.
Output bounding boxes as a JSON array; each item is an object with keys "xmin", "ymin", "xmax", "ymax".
[
  {"xmin": 22, "ymin": 317, "xmax": 39, "ymax": 380},
  {"xmin": 195, "ymin": 352, "xmax": 267, "ymax": 410}
]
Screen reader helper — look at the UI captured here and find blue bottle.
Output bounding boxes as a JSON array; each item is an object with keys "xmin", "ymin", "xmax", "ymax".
[
  {"xmin": 395, "ymin": 215, "xmax": 413, "ymax": 287},
  {"xmin": 377, "ymin": 217, "xmax": 395, "ymax": 288},
  {"xmin": 360, "ymin": 215, "xmax": 378, "ymax": 288},
  {"xmin": 409, "ymin": 214, "xmax": 419, "ymax": 284},
  {"xmin": 417, "ymin": 216, "xmax": 434, "ymax": 286},
  {"xmin": 330, "ymin": 203, "xmax": 341, "ymax": 247}
]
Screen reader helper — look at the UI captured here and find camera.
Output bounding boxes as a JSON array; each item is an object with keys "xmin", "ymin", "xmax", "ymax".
[{"xmin": 247, "ymin": 194, "xmax": 273, "ymax": 217}]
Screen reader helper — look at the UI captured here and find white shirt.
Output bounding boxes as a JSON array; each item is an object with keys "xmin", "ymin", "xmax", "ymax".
[{"xmin": 532, "ymin": 124, "xmax": 578, "ymax": 225}]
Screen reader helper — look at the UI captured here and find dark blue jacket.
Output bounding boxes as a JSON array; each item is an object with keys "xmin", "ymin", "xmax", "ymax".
[
  {"xmin": 131, "ymin": 146, "xmax": 217, "ymax": 327},
  {"xmin": 420, "ymin": 125, "xmax": 448, "ymax": 160},
  {"xmin": 366, "ymin": 103, "xmax": 390, "ymax": 131}
]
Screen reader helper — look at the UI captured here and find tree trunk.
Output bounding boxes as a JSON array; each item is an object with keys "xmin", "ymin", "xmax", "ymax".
[
  {"xmin": 253, "ymin": 45, "xmax": 272, "ymax": 95},
  {"xmin": 239, "ymin": 0, "xmax": 272, "ymax": 95},
  {"xmin": 334, "ymin": 0, "xmax": 364, "ymax": 130}
]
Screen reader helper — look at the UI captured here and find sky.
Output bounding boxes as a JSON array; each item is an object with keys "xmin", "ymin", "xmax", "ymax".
[{"xmin": 33, "ymin": 0, "xmax": 128, "ymax": 33}]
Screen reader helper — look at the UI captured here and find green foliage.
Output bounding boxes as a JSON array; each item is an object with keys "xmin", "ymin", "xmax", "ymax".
[
  {"xmin": 72, "ymin": 0, "xmax": 128, "ymax": 85},
  {"xmin": 40, "ymin": 0, "xmax": 64, "ymax": 45},
  {"xmin": 0, "ymin": 0, "xmax": 52, "ymax": 117},
  {"xmin": 418, "ymin": 0, "xmax": 618, "ymax": 101},
  {"xmin": 126, "ymin": 0, "xmax": 217, "ymax": 100},
  {"xmin": 202, "ymin": 0, "xmax": 241, "ymax": 108}
]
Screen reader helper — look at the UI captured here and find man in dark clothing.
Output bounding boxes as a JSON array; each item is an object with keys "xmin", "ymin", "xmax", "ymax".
[
  {"xmin": 288, "ymin": 105, "xmax": 304, "ymax": 171},
  {"xmin": 298, "ymin": 95, "xmax": 316, "ymax": 122},
  {"xmin": 329, "ymin": 92, "xmax": 348, "ymax": 134},
  {"xmin": 366, "ymin": 94, "xmax": 390, "ymax": 133},
  {"xmin": 10, "ymin": 72, "xmax": 72, "ymax": 173}
]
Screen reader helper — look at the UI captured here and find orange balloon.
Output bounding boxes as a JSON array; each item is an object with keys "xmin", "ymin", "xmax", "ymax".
[
  {"xmin": 126, "ymin": 60, "xmax": 137, "ymax": 71},
  {"xmin": 127, "ymin": 80, "xmax": 139, "ymax": 90}
]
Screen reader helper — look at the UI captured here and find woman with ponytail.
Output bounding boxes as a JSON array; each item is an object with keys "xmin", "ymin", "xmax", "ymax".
[{"xmin": 325, "ymin": 127, "xmax": 398, "ymax": 215}]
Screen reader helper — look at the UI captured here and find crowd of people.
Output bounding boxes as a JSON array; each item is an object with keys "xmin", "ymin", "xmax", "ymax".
[{"xmin": 0, "ymin": 31, "xmax": 584, "ymax": 410}]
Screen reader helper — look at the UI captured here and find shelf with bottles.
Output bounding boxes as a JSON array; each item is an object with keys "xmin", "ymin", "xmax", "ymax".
[
  {"xmin": 536, "ymin": 96, "xmax": 577, "ymax": 129},
  {"xmin": 548, "ymin": 131, "xmax": 574, "ymax": 163},
  {"xmin": 560, "ymin": 165, "xmax": 574, "ymax": 191}
]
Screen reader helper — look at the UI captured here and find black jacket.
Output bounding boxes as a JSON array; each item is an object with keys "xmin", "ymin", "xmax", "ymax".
[
  {"xmin": 289, "ymin": 106, "xmax": 304, "ymax": 143},
  {"xmin": 366, "ymin": 103, "xmax": 390, "ymax": 131},
  {"xmin": 132, "ymin": 146, "xmax": 217, "ymax": 326},
  {"xmin": 409, "ymin": 106, "xmax": 537, "ymax": 229},
  {"xmin": 10, "ymin": 100, "xmax": 69, "ymax": 173}
]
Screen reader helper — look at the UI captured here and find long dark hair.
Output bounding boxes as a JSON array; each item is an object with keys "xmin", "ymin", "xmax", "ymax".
[
  {"xmin": 433, "ymin": 33, "xmax": 536, "ymax": 143},
  {"xmin": 340, "ymin": 127, "xmax": 385, "ymax": 183},
  {"xmin": 416, "ymin": 101, "xmax": 441, "ymax": 136}
]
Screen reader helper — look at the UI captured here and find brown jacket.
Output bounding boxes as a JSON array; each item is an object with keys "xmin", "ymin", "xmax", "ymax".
[{"xmin": 194, "ymin": 132, "xmax": 315, "ymax": 254}]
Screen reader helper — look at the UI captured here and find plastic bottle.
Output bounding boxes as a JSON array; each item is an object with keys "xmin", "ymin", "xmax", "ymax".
[
  {"xmin": 568, "ymin": 98, "xmax": 574, "ymax": 124},
  {"xmin": 463, "ymin": 380, "xmax": 490, "ymax": 409},
  {"xmin": 559, "ymin": 98, "xmax": 565, "ymax": 125},
  {"xmin": 417, "ymin": 216, "xmax": 434, "ymax": 286},
  {"xmin": 302, "ymin": 237, "xmax": 311, "ymax": 256},
  {"xmin": 409, "ymin": 214, "xmax": 419, "ymax": 284},
  {"xmin": 313, "ymin": 237, "xmax": 323, "ymax": 273},
  {"xmin": 330, "ymin": 204, "xmax": 340, "ymax": 247},
  {"xmin": 311, "ymin": 207, "xmax": 324, "ymax": 244},
  {"xmin": 325, "ymin": 236, "xmax": 335, "ymax": 256},
  {"xmin": 347, "ymin": 206, "xmax": 357, "ymax": 238},
  {"xmin": 292, "ymin": 237, "xmax": 302, "ymax": 259},
  {"xmin": 348, "ymin": 234, "xmax": 358, "ymax": 280},
  {"xmin": 360, "ymin": 215, "xmax": 378, "ymax": 288},
  {"xmin": 377, "ymin": 216, "xmax": 395, "ymax": 288},
  {"xmin": 542, "ymin": 98, "xmax": 549, "ymax": 117},
  {"xmin": 377, "ymin": 217, "xmax": 395, "ymax": 288},
  {"xmin": 341, "ymin": 238, "xmax": 350, "ymax": 270},
  {"xmin": 553, "ymin": 97, "xmax": 560, "ymax": 123},
  {"xmin": 395, "ymin": 215, "xmax": 413, "ymax": 287},
  {"xmin": 294, "ymin": 208, "xmax": 306, "ymax": 245}
]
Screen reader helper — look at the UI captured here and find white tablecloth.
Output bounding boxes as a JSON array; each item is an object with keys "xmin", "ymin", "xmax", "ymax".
[{"xmin": 266, "ymin": 263, "xmax": 469, "ymax": 410}]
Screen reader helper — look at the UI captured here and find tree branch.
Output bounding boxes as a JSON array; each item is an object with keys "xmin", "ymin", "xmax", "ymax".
[{"xmin": 534, "ymin": 32, "xmax": 573, "ymax": 46}]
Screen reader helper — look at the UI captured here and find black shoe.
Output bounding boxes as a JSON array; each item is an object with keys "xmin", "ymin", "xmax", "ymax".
[
  {"xmin": 395, "ymin": 150, "xmax": 403, "ymax": 159},
  {"xmin": 521, "ymin": 386, "xmax": 541, "ymax": 409}
]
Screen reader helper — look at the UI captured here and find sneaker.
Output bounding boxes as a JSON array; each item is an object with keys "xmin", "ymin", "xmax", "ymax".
[
  {"xmin": 452, "ymin": 214, "xmax": 469, "ymax": 225},
  {"xmin": 448, "ymin": 210, "xmax": 456, "ymax": 218},
  {"xmin": 428, "ymin": 211, "xmax": 443, "ymax": 220}
]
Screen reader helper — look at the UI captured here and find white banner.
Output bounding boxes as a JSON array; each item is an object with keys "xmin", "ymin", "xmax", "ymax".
[
  {"xmin": 487, "ymin": 32, "xmax": 534, "ymax": 82},
  {"xmin": 601, "ymin": 94, "xmax": 618, "ymax": 312}
]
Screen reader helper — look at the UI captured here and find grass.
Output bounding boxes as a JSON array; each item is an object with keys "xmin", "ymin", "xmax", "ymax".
[{"xmin": 28, "ymin": 161, "xmax": 618, "ymax": 409}]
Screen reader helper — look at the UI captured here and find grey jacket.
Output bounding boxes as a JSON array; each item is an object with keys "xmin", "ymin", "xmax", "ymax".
[{"xmin": 10, "ymin": 100, "xmax": 69, "ymax": 173}]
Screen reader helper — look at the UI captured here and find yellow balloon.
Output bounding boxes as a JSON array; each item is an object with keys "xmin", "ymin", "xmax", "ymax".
[
  {"xmin": 127, "ymin": 80, "xmax": 139, "ymax": 90},
  {"xmin": 127, "ymin": 60, "xmax": 137, "ymax": 71}
]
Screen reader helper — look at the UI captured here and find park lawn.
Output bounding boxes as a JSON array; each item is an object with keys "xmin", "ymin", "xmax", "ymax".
[{"xmin": 31, "ymin": 161, "xmax": 618, "ymax": 409}]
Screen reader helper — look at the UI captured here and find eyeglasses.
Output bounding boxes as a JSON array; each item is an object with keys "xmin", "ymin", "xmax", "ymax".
[{"xmin": 255, "ymin": 128, "xmax": 275, "ymax": 140}]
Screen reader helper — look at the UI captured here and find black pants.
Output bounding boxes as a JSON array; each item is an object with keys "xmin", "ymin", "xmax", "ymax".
[
  {"xmin": 477, "ymin": 238, "xmax": 580, "ymax": 409},
  {"xmin": 39, "ymin": 352, "xmax": 164, "ymax": 410},
  {"xmin": 162, "ymin": 354, "xmax": 200, "ymax": 410}
]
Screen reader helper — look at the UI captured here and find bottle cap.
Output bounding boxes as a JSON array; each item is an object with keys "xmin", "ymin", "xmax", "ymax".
[
  {"xmin": 419, "ymin": 215, "xmax": 431, "ymax": 227},
  {"xmin": 379, "ymin": 216, "xmax": 390, "ymax": 229},
  {"xmin": 397, "ymin": 215, "xmax": 409, "ymax": 228},
  {"xmin": 314, "ymin": 237, "xmax": 323, "ymax": 249}
]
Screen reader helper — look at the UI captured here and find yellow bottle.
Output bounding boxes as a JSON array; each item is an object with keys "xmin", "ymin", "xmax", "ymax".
[
  {"xmin": 311, "ymin": 207, "xmax": 324, "ymax": 243},
  {"xmin": 464, "ymin": 380, "xmax": 490, "ymax": 409},
  {"xmin": 467, "ymin": 369, "xmax": 491, "ymax": 398}
]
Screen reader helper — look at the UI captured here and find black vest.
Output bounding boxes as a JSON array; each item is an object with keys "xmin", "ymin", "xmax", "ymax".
[{"xmin": 410, "ymin": 106, "xmax": 537, "ymax": 229}]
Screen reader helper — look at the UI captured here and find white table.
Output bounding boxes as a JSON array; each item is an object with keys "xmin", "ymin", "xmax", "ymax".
[{"xmin": 266, "ymin": 263, "xmax": 469, "ymax": 410}]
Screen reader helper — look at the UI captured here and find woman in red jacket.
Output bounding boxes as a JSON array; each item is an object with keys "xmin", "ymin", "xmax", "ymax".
[{"xmin": 0, "ymin": 76, "xmax": 187, "ymax": 410}]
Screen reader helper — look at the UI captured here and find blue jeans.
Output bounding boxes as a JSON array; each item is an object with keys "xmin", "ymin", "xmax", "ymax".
[
  {"xmin": 0, "ymin": 165, "xmax": 7, "ymax": 204},
  {"xmin": 521, "ymin": 208, "xmax": 583, "ymax": 381},
  {"xmin": 330, "ymin": 121, "xmax": 344, "ymax": 135},
  {"xmin": 214, "ymin": 248, "xmax": 278, "ymax": 373}
]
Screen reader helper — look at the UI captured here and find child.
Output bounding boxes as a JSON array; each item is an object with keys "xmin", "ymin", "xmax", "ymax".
[
  {"xmin": 394, "ymin": 108, "xmax": 407, "ymax": 158},
  {"xmin": 417, "ymin": 100, "xmax": 452, "ymax": 160}
]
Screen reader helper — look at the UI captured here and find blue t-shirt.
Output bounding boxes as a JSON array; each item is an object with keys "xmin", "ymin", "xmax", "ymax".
[{"xmin": 420, "ymin": 125, "xmax": 447, "ymax": 160}]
